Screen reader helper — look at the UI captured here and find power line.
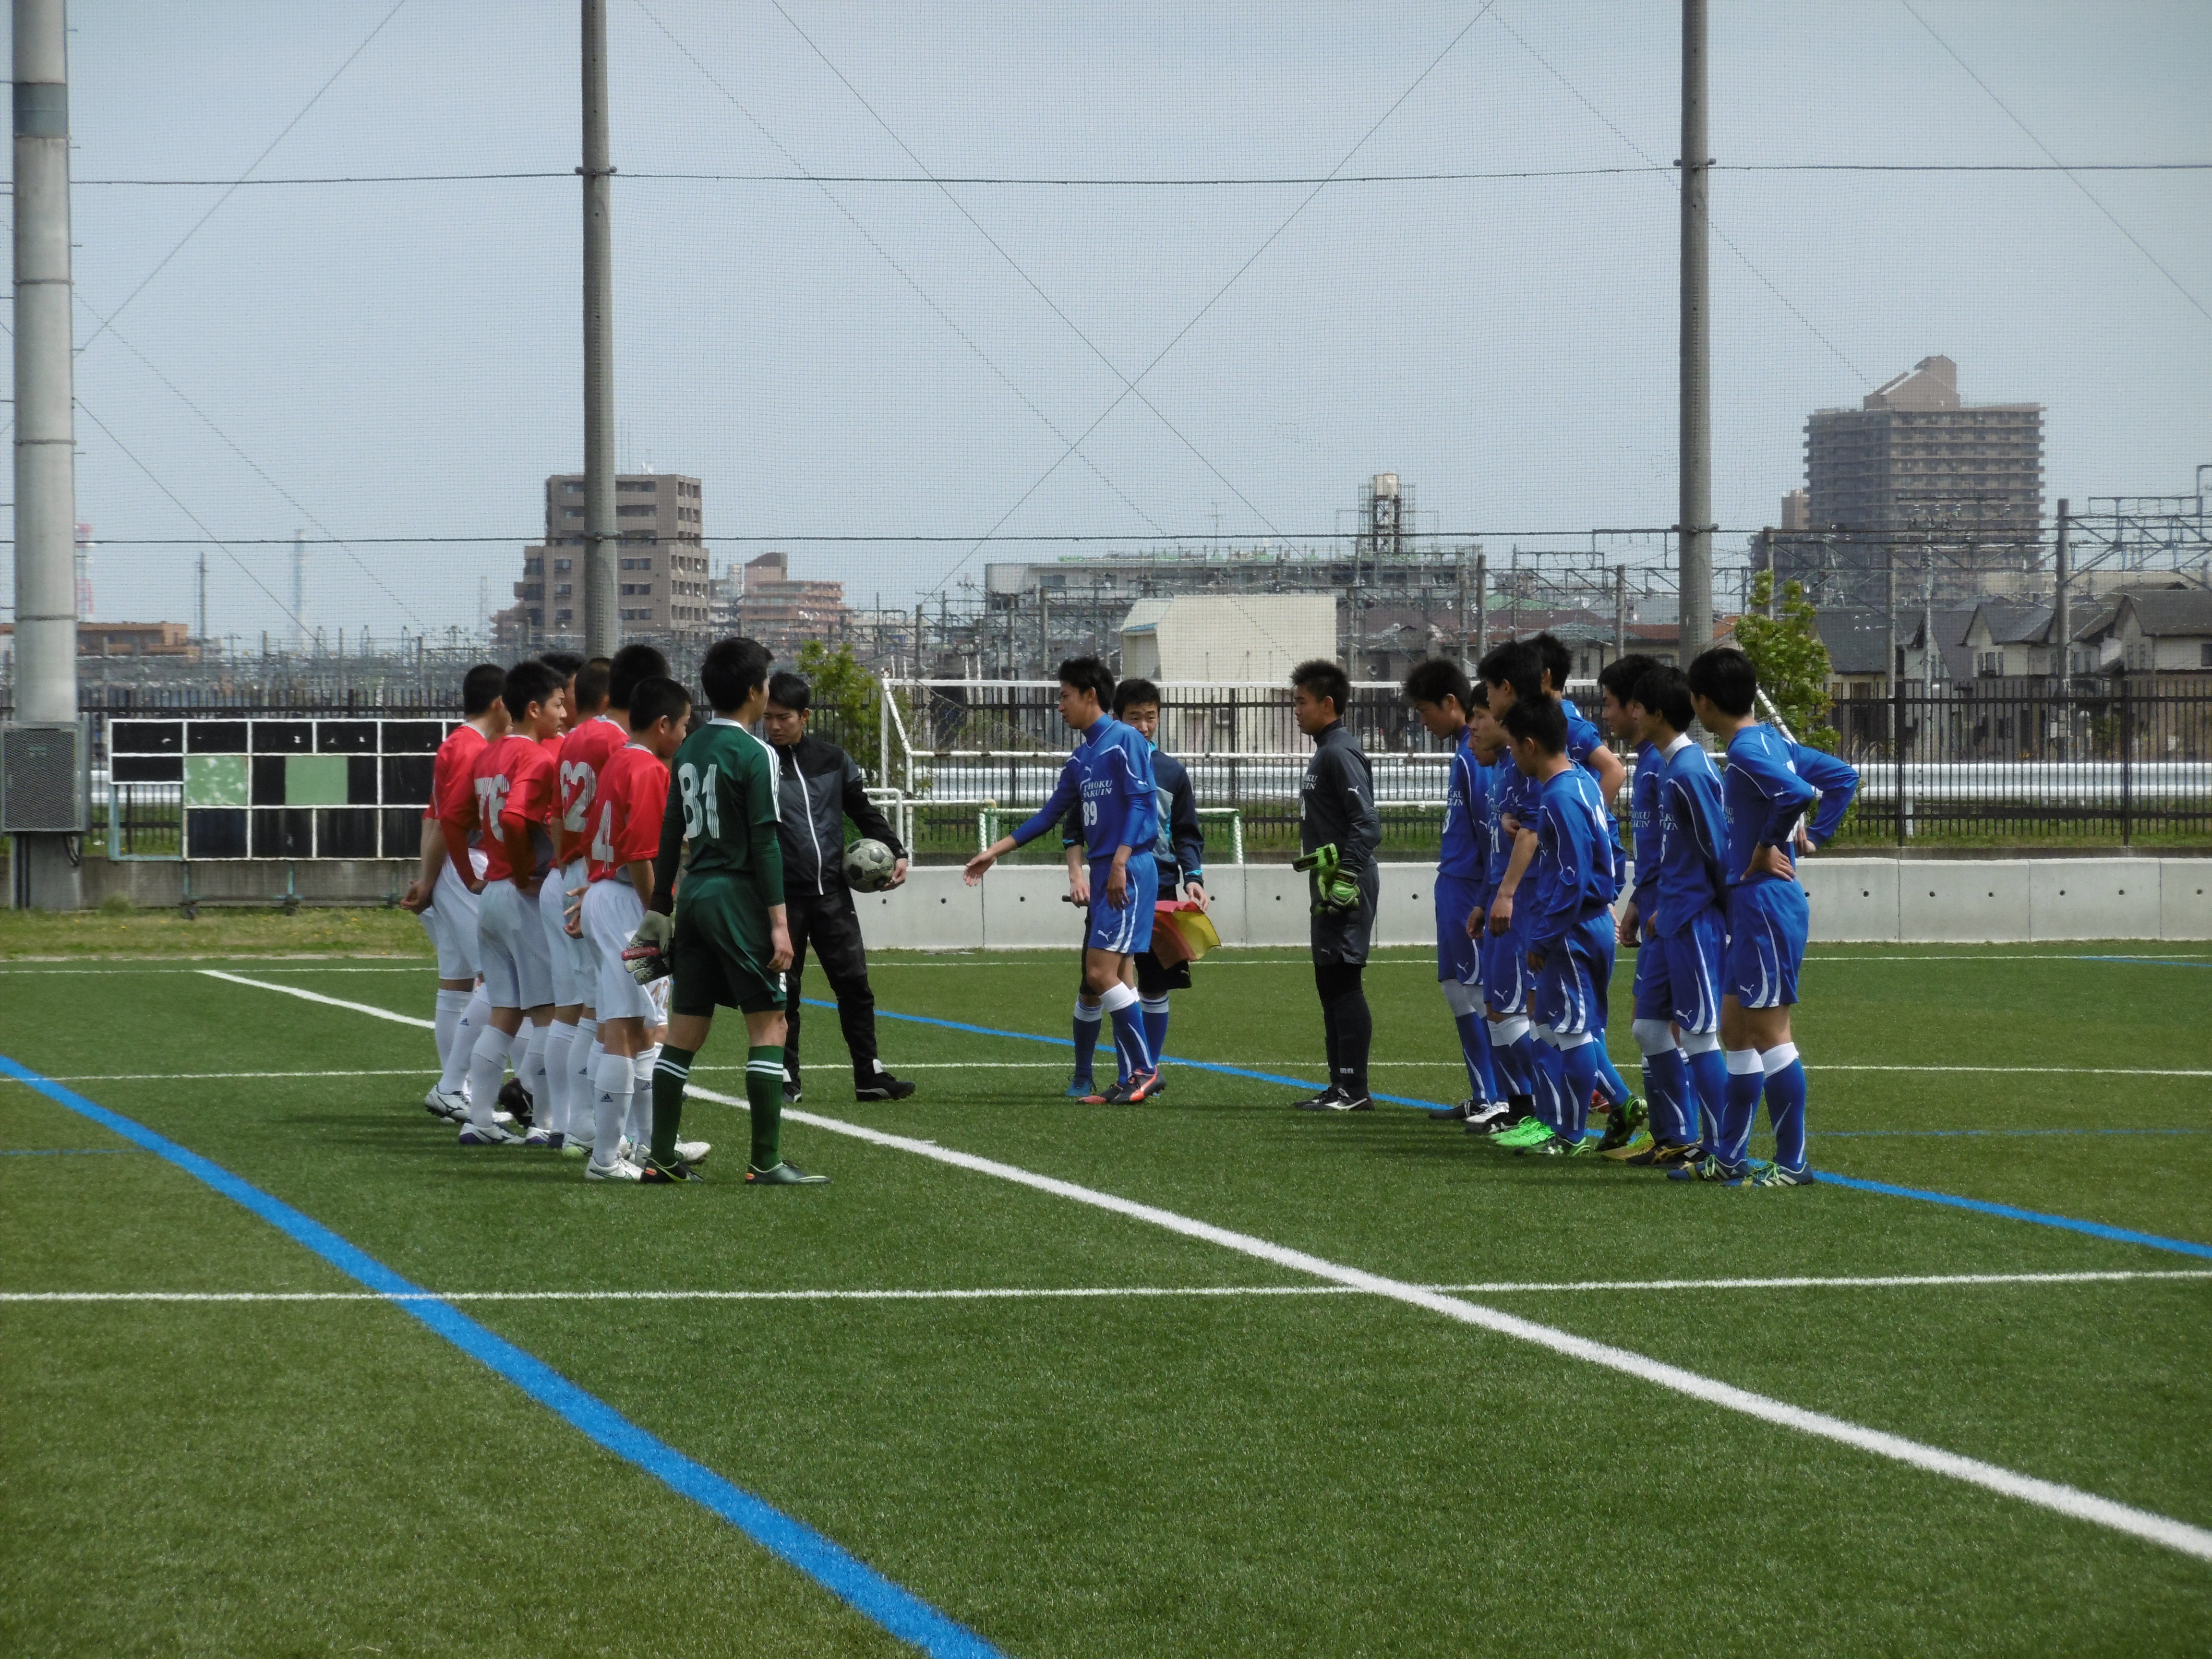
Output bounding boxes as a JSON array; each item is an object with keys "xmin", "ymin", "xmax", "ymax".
[
  {"xmin": 49, "ymin": 161, "xmax": 2212, "ymax": 188},
  {"xmin": 1899, "ymin": 0, "xmax": 2212, "ymax": 329},
  {"xmin": 76, "ymin": 0, "xmax": 410, "ymax": 359},
  {"xmin": 31, "ymin": 527, "xmax": 1701, "ymax": 546}
]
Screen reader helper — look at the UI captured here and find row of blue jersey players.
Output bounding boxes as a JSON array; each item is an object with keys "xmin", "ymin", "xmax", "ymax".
[{"xmin": 963, "ymin": 656, "xmax": 1172, "ymax": 1106}]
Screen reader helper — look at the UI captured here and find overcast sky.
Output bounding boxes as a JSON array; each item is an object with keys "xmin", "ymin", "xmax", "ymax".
[{"xmin": 8, "ymin": 1, "xmax": 2209, "ymax": 642}]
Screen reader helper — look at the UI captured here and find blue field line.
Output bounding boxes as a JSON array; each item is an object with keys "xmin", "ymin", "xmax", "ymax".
[
  {"xmin": 0, "ymin": 1052, "xmax": 1006, "ymax": 1659},
  {"xmin": 840, "ymin": 1000, "xmax": 2212, "ymax": 1260}
]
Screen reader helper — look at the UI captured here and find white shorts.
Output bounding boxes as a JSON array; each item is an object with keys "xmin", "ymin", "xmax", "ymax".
[
  {"xmin": 539, "ymin": 859, "xmax": 594, "ymax": 1006},
  {"xmin": 421, "ymin": 857, "xmax": 483, "ymax": 980},
  {"xmin": 582, "ymin": 877, "xmax": 655, "ymax": 1023},
  {"xmin": 479, "ymin": 878, "xmax": 554, "ymax": 1010}
]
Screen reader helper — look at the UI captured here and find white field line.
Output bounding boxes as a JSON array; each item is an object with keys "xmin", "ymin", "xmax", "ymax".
[
  {"xmin": 10, "ymin": 1270, "xmax": 2212, "ymax": 1305},
  {"xmin": 198, "ymin": 970, "xmax": 433, "ymax": 1026},
  {"xmin": 190, "ymin": 969, "xmax": 2212, "ymax": 1563}
]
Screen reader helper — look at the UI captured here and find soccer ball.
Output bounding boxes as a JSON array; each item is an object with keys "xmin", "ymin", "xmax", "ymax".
[{"xmin": 843, "ymin": 838, "xmax": 898, "ymax": 892}]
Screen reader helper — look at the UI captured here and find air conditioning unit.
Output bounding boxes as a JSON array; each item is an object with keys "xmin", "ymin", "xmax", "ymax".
[{"xmin": 0, "ymin": 721, "xmax": 89, "ymax": 832}]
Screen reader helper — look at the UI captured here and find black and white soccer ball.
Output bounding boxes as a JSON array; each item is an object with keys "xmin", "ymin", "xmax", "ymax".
[{"xmin": 843, "ymin": 837, "xmax": 898, "ymax": 892}]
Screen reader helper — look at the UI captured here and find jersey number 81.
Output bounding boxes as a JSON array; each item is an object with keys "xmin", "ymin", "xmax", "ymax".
[{"xmin": 677, "ymin": 761, "xmax": 721, "ymax": 841}]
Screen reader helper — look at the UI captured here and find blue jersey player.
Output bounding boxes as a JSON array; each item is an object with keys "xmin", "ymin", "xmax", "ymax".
[
  {"xmin": 1501, "ymin": 696, "xmax": 1618, "ymax": 1156},
  {"xmin": 966, "ymin": 657, "xmax": 1160, "ymax": 1104},
  {"xmin": 1683, "ymin": 646, "xmax": 1857, "ymax": 1186},
  {"xmin": 1404, "ymin": 659, "xmax": 1506, "ymax": 1128},
  {"xmin": 1627, "ymin": 665, "xmax": 1732, "ymax": 1168},
  {"xmin": 1596, "ymin": 653, "xmax": 1674, "ymax": 1158}
]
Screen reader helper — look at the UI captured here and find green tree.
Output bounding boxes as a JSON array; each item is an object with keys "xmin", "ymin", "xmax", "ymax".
[
  {"xmin": 792, "ymin": 640, "xmax": 894, "ymax": 780},
  {"xmin": 1734, "ymin": 569, "xmax": 1839, "ymax": 752}
]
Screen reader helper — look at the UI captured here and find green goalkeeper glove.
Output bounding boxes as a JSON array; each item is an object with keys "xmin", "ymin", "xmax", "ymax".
[
  {"xmin": 1294, "ymin": 843, "xmax": 1361, "ymax": 915},
  {"xmin": 622, "ymin": 911, "xmax": 674, "ymax": 985}
]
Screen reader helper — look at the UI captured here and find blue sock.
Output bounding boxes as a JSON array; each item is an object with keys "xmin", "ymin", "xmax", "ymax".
[
  {"xmin": 1720, "ymin": 1051, "xmax": 1764, "ymax": 1167},
  {"xmin": 1559, "ymin": 1039, "xmax": 1599, "ymax": 1139},
  {"xmin": 1763, "ymin": 1043, "xmax": 1808, "ymax": 1170},
  {"xmin": 1454, "ymin": 1012, "xmax": 1498, "ymax": 1103},
  {"xmin": 1109, "ymin": 999, "xmax": 1153, "ymax": 1079},
  {"xmin": 1591, "ymin": 1045, "xmax": 1632, "ymax": 1108},
  {"xmin": 1071, "ymin": 1000, "xmax": 1102, "ymax": 1083},
  {"xmin": 1645, "ymin": 1048, "xmax": 1690, "ymax": 1144},
  {"xmin": 1141, "ymin": 997, "xmax": 1170, "ymax": 1069},
  {"xmin": 1684, "ymin": 1046, "xmax": 1728, "ymax": 1146},
  {"xmin": 1530, "ymin": 1036, "xmax": 1567, "ymax": 1130}
]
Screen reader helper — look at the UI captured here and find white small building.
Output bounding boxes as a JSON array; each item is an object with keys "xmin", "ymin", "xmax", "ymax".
[{"xmin": 1119, "ymin": 593, "xmax": 1337, "ymax": 684}]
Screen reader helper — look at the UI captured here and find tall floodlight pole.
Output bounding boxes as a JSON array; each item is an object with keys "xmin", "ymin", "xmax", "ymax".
[
  {"xmin": 581, "ymin": 0, "xmax": 618, "ymax": 656},
  {"xmin": 1676, "ymin": 0, "xmax": 1713, "ymax": 663},
  {"xmin": 12, "ymin": 0, "xmax": 79, "ymax": 908}
]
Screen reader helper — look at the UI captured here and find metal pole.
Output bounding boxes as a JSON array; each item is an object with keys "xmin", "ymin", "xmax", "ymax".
[
  {"xmin": 290, "ymin": 529, "xmax": 307, "ymax": 653},
  {"xmin": 1474, "ymin": 551, "xmax": 1487, "ymax": 659},
  {"xmin": 11, "ymin": 0, "xmax": 78, "ymax": 907},
  {"xmin": 1455, "ymin": 547, "xmax": 1467, "ymax": 669},
  {"xmin": 1677, "ymin": 0, "xmax": 1713, "ymax": 665},
  {"xmin": 2052, "ymin": 498, "xmax": 2071, "ymax": 686},
  {"xmin": 580, "ymin": 0, "xmax": 618, "ymax": 657},
  {"xmin": 1037, "ymin": 581, "xmax": 1048, "ymax": 676},
  {"xmin": 1614, "ymin": 565, "xmax": 1627, "ymax": 661}
]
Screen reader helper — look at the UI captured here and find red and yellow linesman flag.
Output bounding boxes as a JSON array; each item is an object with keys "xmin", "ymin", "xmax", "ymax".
[{"xmin": 1149, "ymin": 900, "xmax": 1220, "ymax": 967}]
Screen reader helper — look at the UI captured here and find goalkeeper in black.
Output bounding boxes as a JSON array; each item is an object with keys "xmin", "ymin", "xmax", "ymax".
[
  {"xmin": 1290, "ymin": 658, "xmax": 1381, "ymax": 1111},
  {"xmin": 761, "ymin": 670, "xmax": 915, "ymax": 1105}
]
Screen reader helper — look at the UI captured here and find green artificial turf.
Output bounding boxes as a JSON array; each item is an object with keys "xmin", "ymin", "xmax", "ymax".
[{"xmin": 2, "ymin": 944, "xmax": 2209, "ymax": 1655}]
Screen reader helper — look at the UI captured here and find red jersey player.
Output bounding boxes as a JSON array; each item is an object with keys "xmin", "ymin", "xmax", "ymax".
[
  {"xmin": 403, "ymin": 662, "xmax": 508, "ymax": 1120},
  {"xmin": 577, "ymin": 674, "xmax": 691, "ymax": 1181},
  {"xmin": 443, "ymin": 660, "xmax": 563, "ymax": 1145}
]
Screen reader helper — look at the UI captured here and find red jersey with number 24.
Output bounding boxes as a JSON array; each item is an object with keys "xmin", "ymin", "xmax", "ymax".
[
  {"xmin": 555, "ymin": 715, "xmax": 626, "ymax": 867},
  {"xmin": 586, "ymin": 743, "xmax": 671, "ymax": 885}
]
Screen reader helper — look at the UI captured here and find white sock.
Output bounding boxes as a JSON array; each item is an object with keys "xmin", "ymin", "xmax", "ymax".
[
  {"xmin": 517, "ymin": 1022, "xmax": 550, "ymax": 1124},
  {"xmin": 466, "ymin": 1025, "xmax": 515, "ymax": 1129},
  {"xmin": 542, "ymin": 1022, "xmax": 576, "ymax": 1138},
  {"xmin": 627, "ymin": 1045, "xmax": 660, "ymax": 1147},
  {"xmin": 568, "ymin": 1025, "xmax": 601, "ymax": 1145},
  {"xmin": 593, "ymin": 1051, "xmax": 634, "ymax": 1166},
  {"xmin": 433, "ymin": 989, "xmax": 469, "ymax": 1071},
  {"xmin": 443, "ymin": 985, "xmax": 491, "ymax": 1093}
]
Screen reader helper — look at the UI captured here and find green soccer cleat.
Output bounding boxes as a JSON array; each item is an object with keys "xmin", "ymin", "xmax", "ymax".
[
  {"xmin": 638, "ymin": 1160, "xmax": 705, "ymax": 1184},
  {"xmin": 1491, "ymin": 1117, "xmax": 1557, "ymax": 1150},
  {"xmin": 1752, "ymin": 1162, "xmax": 1815, "ymax": 1188},
  {"xmin": 745, "ymin": 1162, "xmax": 830, "ymax": 1186},
  {"xmin": 1667, "ymin": 1153, "xmax": 1734, "ymax": 1182},
  {"xmin": 1600, "ymin": 1128, "xmax": 1656, "ymax": 1162},
  {"xmin": 1594, "ymin": 1094, "xmax": 1648, "ymax": 1153}
]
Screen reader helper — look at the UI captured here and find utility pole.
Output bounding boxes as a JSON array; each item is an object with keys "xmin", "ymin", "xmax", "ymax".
[
  {"xmin": 195, "ymin": 550, "xmax": 208, "ymax": 645},
  {"xmin": 10, "ymin": 0, "xmax": 79, "ymax": 906},
  {"xmin": 580, "ymin": 0, "xmax": 618, "ymax": 656},
  {"xmin": 290, "ymin": 529, "xmax": 307, "ymax": 653},
  {"xmin": 1474, "ymin": 551, "xmax": 1487, "ymax": 660},
  {"xmin": 1676, "ymin": 0, "xmax": 1713, "ymax": 665},
  {"xmin": 1614, "ymin": 565, "xmax": 1628, "ymax": 662},
  {"xmin": 2052, "ymin": 498, "xmax": 2071, "ymax": 684}
]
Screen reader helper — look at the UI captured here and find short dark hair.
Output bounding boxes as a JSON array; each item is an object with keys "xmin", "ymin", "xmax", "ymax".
[
  {"xmin": 1596, "ymin": 652, "xmax": 1660, "ymax": 705},
  {"xmin": 538, "ymin": 649, "xmax": 586, "ymax": 679},
  {"xmin": 1686, "ymin": 646, "xmax": 1758, "ymax": 718},
  {"xmin": 767, "ymin": 671, "xmax": 811, "ymax": 714},
  {"xmin": 1402, "ymin": 657, "xmax": 1472, "ymax": 714},
  {"xmin": 571, "ymin": 660, "xmax": 611, "ymax": 716},
  {"xmin": 1291, "ymin": 658, "xmax": 1350, "ymax": 717},
  {"xmin": 1477, "ymin": 640, "xmax": 1541, "ymax": 700},
  {"xmin": 700, "ymin": 637, "xmax": 772, "ymax": 715},
  {"xmin": 461, "ymin": 663, "xmax": 507, "ymax": 717},
  {"xmin": 502, "ymin": 659, "xmax": 564, "ymax": 722},
  {"xmin": 626, "ymin": 675, "xmax": 691, "ymax": 734},
  {"xmin": 1112, "ymin": 676, "xmax": 1161, "ymax": 716},
  {"xmin": 607, "ymin": 643, "xmax": 670, "ymax": 711},
  {"xmin": 1630, "ymin": 665, "xmax": 1695, "ymax": 734},
  {"xmin": 1501, "ymin": 694, "xmax": 1568, "ymax": 754},
  {"xmin": 1530, "ymin": 632, "xmax": 1572, "ymax": 694},
  {"xmin": 1057, "ymin": 656, "xmax": 1116, "ymax": 709}
]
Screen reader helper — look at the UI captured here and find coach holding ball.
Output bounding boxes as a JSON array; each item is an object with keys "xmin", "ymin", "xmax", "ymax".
[{"xmin": 762, "ymin": 670, "xmax": 918, "ymax": 1105}]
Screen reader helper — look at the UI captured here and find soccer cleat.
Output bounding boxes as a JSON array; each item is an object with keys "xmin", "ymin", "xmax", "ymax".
[
  {"xmin": 1753, "ymin": 1162, "xmax": 1817, "ymax": 1188},
  {"xmin": 674, "ymin": 1139, "xmax": 711, "ymax": 1165},
  {"xmin": 782, "ymin": 1077, "xmax": 804, "ymax": 1105},
  {"xmin": 497, "ymin": 1077, "xmax": 534, "ymax": 1129},
  {"xmin": 1290, "ymin": 1084, "xmax": 1347, "ymax": 1111},
  {"xmin": 1600, "ymin": 1129, "xmax": 1656, "ymax": 1162},
  {"xmin": 1474, "ymin": 1106, "xmax": 1528, "ymax": 1138},
  {"xmin": 1511, "ymin": 1127, "xmax": 1563, "ymax": 1155},
  {"xmin": 1427, "ymin": 1098, "xmax": 1477, "ymax": 1123},
  {"xmin": 1095, "ymin": 1071, "xmax": 1159, "ymax": 1105},
  {"xmin": 522, "ymin": 1125, "xmax": 556, "ymax": 1148},
  {"xmin": 746, "ymin": 1161, "xmax": 830, "ymax": 1186},
  {"xmin": 1065, "ymin": 1075, "xmax": 1098, "ymax": 1100},
  {"xmin": 1532, "ymin": 1131, "xmax": 1593, "ymax": 1157},
  {"xmin": 853, "ymin": 1073, "xmax": 917, "ymax": 1102},
  {"xmin": 1594, "ymin": 1093, "xmax": 1648, "ymax": 1154},
  {"xmin": 1145, "ymin": 1070, "xmax": 1166, "ymax": 1096},
  {"xmin": 584, "ymin": 1156, "xmax": 644, "ymax": 1181},
  {"xmin": 424, "ymin": 1088, "xmax": 469, "ymax": 1122},
  {"xmin": 457, "ymin": 1120, "xmax": 524, "ymax": 1147},
  {"xmin": 1491, "ymin": 1117, "xmax": 1557, "ymax": 1149},
  {"xmin": 638, "ymin": 1160, "xmax": 704, "ymax": 1183},
  {"xmin": 1646, "ymin": 1140, "xmax": 1704, "ymax": 1170}
]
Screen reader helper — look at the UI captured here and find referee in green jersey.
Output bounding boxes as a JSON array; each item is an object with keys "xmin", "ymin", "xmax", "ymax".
[{"xmin": 628, "ymin": 637, "xmax": 828, "ymax": 1185}]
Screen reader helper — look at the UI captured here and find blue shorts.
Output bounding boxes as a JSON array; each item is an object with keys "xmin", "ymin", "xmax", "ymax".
[
  {"xmin": 1434, "ymin": 874, "xmax": 1485, "ymax": 986},
  {"xmin": 1724, "ymin": 878, "xmax": 1808, "ymax": 1009},
  {"xmin": 1479, "ymin": 913, "xmax": 1529, "ymax": 1014},
  {"xmin": 1533, "ymin": 913, "xmax": 1614, "ymax": 1039},
  {"xmin": 1659, "ymin": 906, "xmax": 1726, "ymax": 1034},
  {"xmin": 1086, "ymin": 854, "xmax": 1157, "ymax": 955}
]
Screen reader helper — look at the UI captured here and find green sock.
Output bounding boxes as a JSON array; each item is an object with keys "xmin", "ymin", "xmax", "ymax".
[
  {"xmin": 649, "ymin": 1045, "xmax": 695, "ymax": 1169},
  {"xmin": 746, "ymin": 1045, "xmax": 785, "ymax": 1170}
]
